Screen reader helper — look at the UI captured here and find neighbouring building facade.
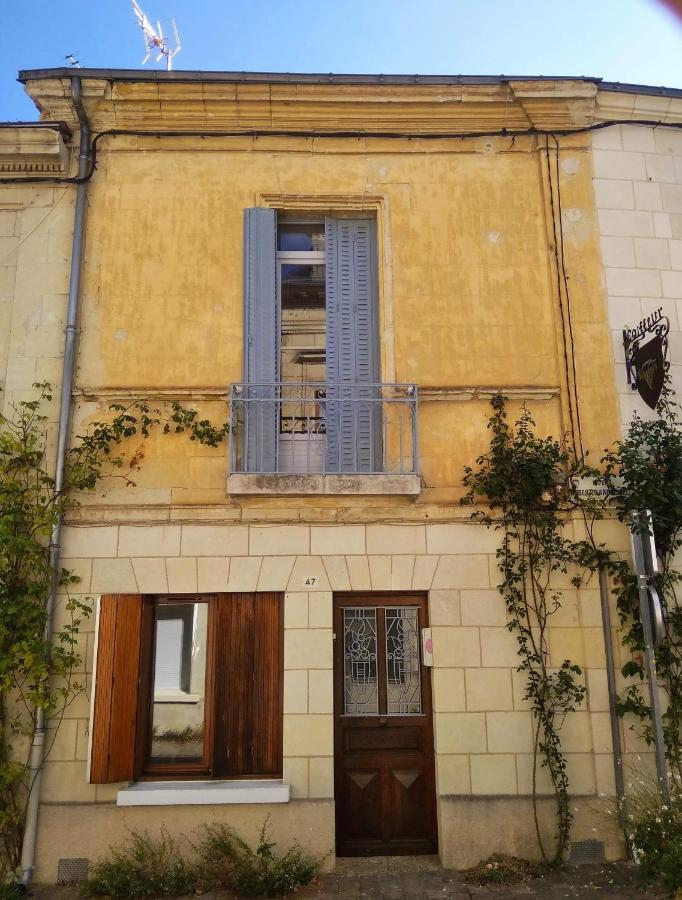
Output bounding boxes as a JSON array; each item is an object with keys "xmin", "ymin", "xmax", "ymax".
[
  {"xmin": 590, "ymin": 90, "xmax": 682, "ymax": 431},
  {"xmin": 0, "ymin": 123, "xmax": 72, "ymax": 430},
  {"xmin": 2, "ymin": 69, "xmax": 681, "ymax": 882}
]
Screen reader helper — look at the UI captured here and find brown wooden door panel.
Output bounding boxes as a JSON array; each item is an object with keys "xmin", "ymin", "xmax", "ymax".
[
  {"xmin": 340, "ymin": 769, "xmax": 383, "ymax": 844},
  {"xmin": 387, "ymin": 768, "xmax": 430, "ymax": 842},
  {"xmin": 334, "ymin": 594, "xmax": 437, "ymax": 856}
]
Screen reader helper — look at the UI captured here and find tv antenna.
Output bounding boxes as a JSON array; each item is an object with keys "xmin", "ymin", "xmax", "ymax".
[
  {"xmin": 131, "ymin": 0, "xmax": 181, "ymax": 71},
  {"xmin": 65, "ymin": 54, "xmax": 81, "ymax": 68}
]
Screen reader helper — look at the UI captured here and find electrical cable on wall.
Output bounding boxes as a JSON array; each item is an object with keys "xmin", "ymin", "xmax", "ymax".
[{"xmin": 1, "ymin": 118, "xmax": 681, "ymax": 186}]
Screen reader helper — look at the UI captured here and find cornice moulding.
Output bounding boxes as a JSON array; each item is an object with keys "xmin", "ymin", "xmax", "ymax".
[
  {"xmin": 23, "ymin": 77, "xmax": 601, "ymax": 134},
  {"xmin": 0, "ymin": 126, "xmax": 70, "ymax": 175}
]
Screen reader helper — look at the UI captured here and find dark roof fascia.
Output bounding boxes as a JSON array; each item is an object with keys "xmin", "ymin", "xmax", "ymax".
[
  {"xmin": 16, "ymin": 68, "xmax": 682, "ymax": 99},
  {"xmin": 17, "ymin": 67, "xmax": 603, "ymax": 86},
  {"xmin": 599, "ymin": 80, "xmax": 682, "ymax": 99}
]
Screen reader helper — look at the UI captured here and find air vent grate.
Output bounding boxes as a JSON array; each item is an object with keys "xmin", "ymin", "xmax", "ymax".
[
  {"xmin": 568, "ymin": 839, "xmax": 605, "ymax": 865},
  {"xmin": 57, "ymin": 857, "xmax": 89, "ymax": 883}
]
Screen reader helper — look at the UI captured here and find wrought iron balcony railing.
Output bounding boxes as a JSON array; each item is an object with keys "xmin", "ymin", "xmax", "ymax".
[{"xmin": 229, "ymin": 382, "xmax": 419, "ymax": 476}]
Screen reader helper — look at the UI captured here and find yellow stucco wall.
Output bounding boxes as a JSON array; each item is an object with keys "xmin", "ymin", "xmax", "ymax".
[{"xmin": 68, "ymin": 129, "xmax": 618, "ymax": 512}]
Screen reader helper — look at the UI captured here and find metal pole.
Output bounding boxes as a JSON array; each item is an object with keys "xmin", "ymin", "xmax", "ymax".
[
  {"xmin": 19, "ymin": 75, "xmax": 91, "ymax": 888},
  {"xmin": 598, "ymin": 565, "xmax": 625, "ymax": 805},
  {"xmin": 631, "ymin": 524, "xmax": 670, "ymax": 804}
]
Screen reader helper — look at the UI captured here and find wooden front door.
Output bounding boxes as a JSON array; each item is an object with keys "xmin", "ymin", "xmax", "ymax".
[{"xmin": 334, "ymin": 594, "xmax": 437, "ymax": 856}]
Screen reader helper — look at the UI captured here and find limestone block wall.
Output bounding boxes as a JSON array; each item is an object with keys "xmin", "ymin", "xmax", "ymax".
[
  {"xmin": 0, "ymin": 181, "xmax": 74, "ymax": 441},
  {"xmin": 592, "ymin": 122, "xmax": 682, "ymax": 429},
  {"xmin": 35, "ymin": 520, "xmax": 627, "ymax": 876}
]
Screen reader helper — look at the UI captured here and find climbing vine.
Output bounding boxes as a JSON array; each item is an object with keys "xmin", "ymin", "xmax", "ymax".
[
  {"xmin": 602, "ymin": 382, "xmax": 682, "ymax": 781},
  {"xmin": 0, "ymin": 384, "xmax": 228, "ymax": 883},
  {"xmin": 462, "ymin": 396, "xmax": 604, "ymax": 862}
]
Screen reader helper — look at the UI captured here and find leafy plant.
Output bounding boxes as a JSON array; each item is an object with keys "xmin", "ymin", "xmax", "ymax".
[
  {"xmin": 462, "ymin": 396, "xmax": 604, "ymax": 862},
  {"xmin": 82, "ymin": 819, "xmax": 321, "ymax": 898},
  {"xmin": 623, "ymin": 775, "xmax": 682, "ymax": 892},
  {"xmin": 80, "ymin": 829, "xmax": 195, "ymax": 898},
  {"xmin": 0, "ymin": 384, "xmax": 90, "ymax": 877},
  {"xmin": 0, "ymin": 384, "xmax": 229, "ymax": 885},
  {"xmin": 603, "ymin": 383, "xmax": 682, "ymax": 782},
  {"xmin": 197, "ymin": 818, "xmax": 320, "ymax": 897}
]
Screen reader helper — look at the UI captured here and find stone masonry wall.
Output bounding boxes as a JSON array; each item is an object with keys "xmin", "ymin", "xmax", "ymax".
[
  {"xmin": 0, "ymin": 182, "xmax": 74, "ymax": 448},
  {"xmin": 44, "ymin": 522, "xmax": 625, "ymax": 806},
  {"xmin": 592, "ymin": 123, "xmax": 682, "ymax": 429}
]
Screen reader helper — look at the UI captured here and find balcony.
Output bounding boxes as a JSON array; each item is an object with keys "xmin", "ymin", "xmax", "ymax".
[{"xmin": 227, "ymin": 383, "xmax": 420, "ymax": 495}]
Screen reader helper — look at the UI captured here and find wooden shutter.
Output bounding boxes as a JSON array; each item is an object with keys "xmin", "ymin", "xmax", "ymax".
[
  {"xmin": 243, "ymin": 208, "xmax": 279, "ymax": 473},
  {"xmin": 89, "ymin": 594, "xmax": 144, "ymax": 783},
  {"xmin": 252, "ymin": 592, "xmax": 284, "ymax": 774},
  {"xmin": 214, "ymin": 592, "xmax": 283, "ymax": 777},
  {"xmin": 325, "ymin": 218, "xmax": 381, "ymax": 473}
]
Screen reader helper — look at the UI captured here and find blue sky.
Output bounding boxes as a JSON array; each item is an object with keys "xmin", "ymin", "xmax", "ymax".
[{"xmin": 1, "ymin": 0, "xmax": 681, "ymax": 121}]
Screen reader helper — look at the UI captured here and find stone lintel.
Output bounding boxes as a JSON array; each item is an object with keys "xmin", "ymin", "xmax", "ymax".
[{"xmin": 227, "ymin": 473, "xmax": 421, "ymax": 496}]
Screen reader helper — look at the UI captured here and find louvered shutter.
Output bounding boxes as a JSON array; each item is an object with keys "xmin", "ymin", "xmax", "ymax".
[
  {"xmin": 243, "ymin": 208, "xmax": 279, "ymax": 472},
  {"xmin": 90, "ymin": 594, "xmax": 144, "ymax": 783},
  {"xmin": 214, "ymin": 592, "xmax": 283, "ymax": 777},
  {"xmin": 325, "ymin": 218, "xmax": 381, "ymax": 472}
]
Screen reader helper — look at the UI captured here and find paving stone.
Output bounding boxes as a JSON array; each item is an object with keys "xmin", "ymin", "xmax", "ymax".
[
  {"xmin": 379, "ymin": 880, "xmax": 405, "ymax": 898},
  {"xmin": 30, "ymin": 862, "xmax": 664, "ymax": 899}
]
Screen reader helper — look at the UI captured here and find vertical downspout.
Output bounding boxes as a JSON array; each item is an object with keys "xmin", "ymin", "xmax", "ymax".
[
  {"xmin": 598, "ymin": 566, "xmax": 626, "ymax": 809},
  {"xmin": 19, "ymin": 75, "xmax": 91, "ymax": 889}
]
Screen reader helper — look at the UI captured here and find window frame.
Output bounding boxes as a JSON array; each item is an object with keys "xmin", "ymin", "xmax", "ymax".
[
  {"xmin": 138, "ymin": 594, "xmax": 217, "ymax": 779},
  {"xmin": 130, "ymin": 592, "xmax": 283, "ymax": 782}
]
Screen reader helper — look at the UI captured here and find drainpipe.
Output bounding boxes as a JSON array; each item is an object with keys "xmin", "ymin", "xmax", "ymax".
[
  {"xmin": 19, "ymin": 75, "xmax": 91, "ymax": 889},
  {"xmin": 598, "ymin": 566, "xmax": 626, "ymax": 808}
]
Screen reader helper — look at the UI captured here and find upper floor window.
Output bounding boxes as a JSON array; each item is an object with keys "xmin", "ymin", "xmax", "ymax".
[{"xmin": 239, "ymin": 210, "xmax": 384, "ymax": 475}]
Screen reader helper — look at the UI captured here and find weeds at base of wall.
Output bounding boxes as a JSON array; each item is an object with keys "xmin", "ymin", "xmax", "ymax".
[
  {"xmin": 462, "ymin": 854, "xmax": 549, "ymax": 885},
  {"xmin": 80, "ymin": 819, "xmax": 322, "ymax": 899},
  {"xmin": 619, "ymin": 777, "xmax": 682, "ymax": 894}
]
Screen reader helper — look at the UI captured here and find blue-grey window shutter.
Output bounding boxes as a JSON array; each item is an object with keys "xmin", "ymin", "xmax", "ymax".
[
  {"xmin": 325, "ymin": 218, "xmax": 381, "ymax": 473},
  {"xmin": 243, "ymin": 208, "xmax": 279, "ymax": 473}
]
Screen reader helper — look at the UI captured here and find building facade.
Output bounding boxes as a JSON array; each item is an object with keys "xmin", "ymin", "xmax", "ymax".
[{"xmin": 3, "ymin": 70, "xmax": 681, "ymax": 882}]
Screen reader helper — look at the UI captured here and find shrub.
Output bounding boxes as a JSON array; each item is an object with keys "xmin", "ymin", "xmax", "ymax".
[
  {"xmin": 627, "ymin": 786, "xmax": 682, "ymax": 892},
  {"xmin": 197, "ymin": 818, "xmax": 320, "ymax": 897},
  {"xmin": 82, "ymin": 819, "xmax": 321, "ymax": 899},
  {"xmin": 80, "ymin": 829, "xmax": 196, "ymax": 898}
]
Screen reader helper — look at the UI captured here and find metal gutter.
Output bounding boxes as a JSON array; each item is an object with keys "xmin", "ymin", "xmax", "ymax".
[
  {"xmin": 17, "ymin": 66, "xmax": 605, "ymax": 85},
  {"xmin": 19, "ymin": 74, "xmax": 91, "ymax": 889},
  {"xmin": 16, "ymin": 68, "xmax": 682, "ymax": 98},
  {"xmin": 600, "ymin": 80, "xmax": 682, "ymax": 98}
]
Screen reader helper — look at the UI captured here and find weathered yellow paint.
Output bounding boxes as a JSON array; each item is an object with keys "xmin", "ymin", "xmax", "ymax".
[{"xmin": 67, "ymin": 126, "xmax": 618, "ymax": 514}]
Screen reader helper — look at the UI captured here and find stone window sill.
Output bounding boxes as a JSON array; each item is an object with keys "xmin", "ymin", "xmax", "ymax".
[
  {"xmin": 227, "ymin": 473, "xmax": 421, "ymax": 496},
  {"xmin": 117, "ymin": 779, "xmax": 290, "ymax": 807}
]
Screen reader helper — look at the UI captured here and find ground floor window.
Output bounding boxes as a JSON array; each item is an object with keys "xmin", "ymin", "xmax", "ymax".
[{"xmin": 90, "ymin": 592, "xmax": 283, "ymax": 784}]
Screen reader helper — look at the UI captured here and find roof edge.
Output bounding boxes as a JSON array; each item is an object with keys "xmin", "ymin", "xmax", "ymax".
[
  {"xmin": 16, "ymin": 68, "xmax": 682, "ymax": 98},
  {"xmin": 17, "ymin": 67, "xmax": 604, "ymax": 86}
]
